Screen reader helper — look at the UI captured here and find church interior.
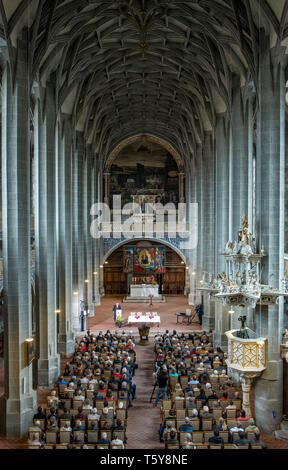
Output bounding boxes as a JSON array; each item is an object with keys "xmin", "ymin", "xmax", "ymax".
[{"xmin": 0, "ymin": 0, "xmax": 288, "ymax": 451}]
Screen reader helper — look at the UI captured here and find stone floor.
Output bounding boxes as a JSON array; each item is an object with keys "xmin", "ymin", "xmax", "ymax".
[{"xmin": 87, "ymin": 295, "xmax": 201, "ymax": 334}]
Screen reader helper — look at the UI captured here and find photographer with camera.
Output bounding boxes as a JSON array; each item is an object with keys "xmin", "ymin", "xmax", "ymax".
[{"xmin": 153, "ymin": 364, "xmax": 169, "ymax": 407}]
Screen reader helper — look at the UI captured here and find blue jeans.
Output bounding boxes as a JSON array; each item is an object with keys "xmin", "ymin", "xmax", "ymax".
[{"xmin": 154, "ymin": 386, "xmax": 167, "ymax": 406}]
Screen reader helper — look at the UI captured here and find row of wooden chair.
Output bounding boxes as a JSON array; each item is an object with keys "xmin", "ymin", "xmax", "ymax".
[
  {"xmin": 167, "ymin": 443, "xmax": 263, "ymax": 450},
  {"xmin": 28, "ymin": 443, "xmax": 123, "ymax": 449},
  {"xmin": 29, "ymin": 429, "xmax": 125, "ymax": 445},
  {"xmin": 164, "ymin": 430, "xmax": 261, "ymax": 444}
]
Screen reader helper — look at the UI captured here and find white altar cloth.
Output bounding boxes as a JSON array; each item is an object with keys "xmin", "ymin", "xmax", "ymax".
[
  {"xmin": 128, "ymin": 313, "xmax": 161, "ymax": 324},
  {"xmin": 130, "ymin": 284, "xmax": 159, "ymax": 298}
]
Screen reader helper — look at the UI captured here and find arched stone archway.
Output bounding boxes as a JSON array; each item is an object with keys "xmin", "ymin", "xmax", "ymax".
[
  {"xmin": 101, "ymin": 238, "xmax": 188, "ymax": 297},
  {"xmin": 104, "ymin": 134, "xmax": 185, "ymax": 172}
]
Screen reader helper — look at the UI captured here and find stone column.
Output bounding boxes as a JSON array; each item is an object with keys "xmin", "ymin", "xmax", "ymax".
[
  {"xmin": 104, "ymin": 172, "xmax": 110, "ymax": 205},
  {"xmin": 195, "ymin": 145, "xmax": 203, "ymax": 304},
  {"xmin": 92, "ymin": 158, "xmax": 101, "ymax": 306},
  {"xmin": 84, "ymin": 145, "xmax": 94, "ymax": 316},
  {"xmin": 34, "ymin": 82, "xmax": 60, "ymax": 385},
  {"xmin": 213, "ymin": 114, "xmax": 230, "ymax": 349},
  {"xmin": 57, "ymin": 115, "xmax": 75, "ymax": 356},
  {"xmin": 188, "ymin": 155, "xmax": 198, "ymax": 306},
  {"xmin": 98, "ymin": 167, "xmax": 105, "ymax": 295},
  {"xmin": 231, "ymin": 75, "xmax": 250, "ymax": 239},
  {"xmin": 0, "ymin": 34, "xmax": 37, "ymax": 437},
  {"xmin": 202, "ymin": 132, "xmax": 216, "ymax": 330},
  {"xmin": 72, "ymin": 132, "xmax": 85, "ymax": 331},
  {"xmin": 230, "ymin": 77, "xmax": 254, "ymax": 332},
  {"xmin": 240, "ymin": 374, "xmax": 256, "ymax": 418},
  {"xmin": 254, "ymin": 36, "xmax": 287, "ymax": 433}
]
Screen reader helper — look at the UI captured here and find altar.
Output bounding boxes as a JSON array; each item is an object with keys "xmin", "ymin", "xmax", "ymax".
[
  {"xmin": 130, "ymin": 284, "xmax": 159, "ymax": 298},
  {"xmin": 123, "ymin": 284, "xmax": 166, "ymax": 303}
]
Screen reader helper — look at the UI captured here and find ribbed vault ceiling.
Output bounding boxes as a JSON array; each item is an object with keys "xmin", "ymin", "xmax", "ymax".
[{"xmin": 0, "ymin": 0, "xmax": 288, "ymax": 166}]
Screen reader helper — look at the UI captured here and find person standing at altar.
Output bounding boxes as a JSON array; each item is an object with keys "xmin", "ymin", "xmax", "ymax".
[{"xmin": 112, "ymin": 302, "xmax": 122, "ymax": 323}]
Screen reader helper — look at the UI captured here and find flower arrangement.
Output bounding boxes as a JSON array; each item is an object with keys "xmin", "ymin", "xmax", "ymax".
[{"xmin": 116, "ymin": 313, "xmax": 124, "ymax": 328}]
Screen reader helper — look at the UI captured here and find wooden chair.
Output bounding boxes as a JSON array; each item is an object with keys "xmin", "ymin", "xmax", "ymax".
[
  {"xmin": 55, "ymin": 444, "xmax": 69, "ymax": 449},
  {"xmin": 175, "ymin": 398, "xmax": 185, "ymax": 409},
  {"xmin": 59, "ymin": 383, "xmax": 67, "ymax": 395},
  {"xmin": 212, "ymin": 408, "xmax": 222, "ymax": 420},
  {"xmin": 95, "ymin": 444, "xmax": 109, "ymax": 449},
  {"xmin": 87, "ymin": 430, "xmax": 99, "ymax": 443},
  {"xmin": 169, "ymin": 376, "xmax": 179, "ymax": 393},
  {"xmin": 176, "ymin": 409, "xmax": 186, "ymax": 419},
  {"xmin": 86, "ymin": 390, "xmax": 94, "ymax": 401},
  {"xmin": 73, "ymin": 398, "xmax": 84, "ymax": 410},
  {"xmin": 189, "ymin": 418, "xmax": 200, "ymax": 431},
  {"xmin": 192, "ymin": 431, "xmax": 203, "ymax": 443},
  {"xmin": 209, "ymin": 444, "xmax": 223, "ymax": 449},
  {"xmin": 162, "ymin": 399, "xmax": 172, "ymax": 410},
  {"xmin": 202, "ymin": 419, "xmax": 213, "ymax": 431},
  {"xmin": 111, "ymin": 443, "xmax": 124, "ymax": 449},
  {"xmin": 247, "ymin": 430, "xmax": 257, "ymax": 442},
  {"xmin": 232, "ymin": 432, "xmax": 240, "ymax": 443},
  {"xmin": 115, "ymin": 409, "xmax": 126, "ymax": 421},
  {"xmin": 194, "ymin": 443, "xmax": 208, "ymax": 449},
  {"xmin": 73, "ymin": 430, "xmax": 85, "ymax": 444},
  {"xmin": 167, "ymin": 443, "xmax": 180, "ymax": 449},
  {"xmin": 219, "ymin": 431, "xmax": 229, "ymax": 443},
  {"xmin": 28, "ymin": 444, "xmax": 42, "ymax": 449},
  {"xmin": 113, "ymin": 430, "xmax": 125, "ymax": 442},
  {"xmin": 251, "ymin": 444, "xmax": 263, "ymax": 449},
  {"xmin": 226, "ymin": 408, "xmax": 237, "ymax": 419},
  {"xmin": 236, "ymin": 444, "xmax": 250, "ymax": 449},
  {"xmin": 46, "ymin": 430, "xmax": 58, "ymax": 444},
  {"xmin": 59, "ymin": 430, "xmax": 71, "ymax": 444},
  {"xmin": 224, "ymin": 443, "xmax": 237, "ymax": 449},
  {"xmin": 43, "ymin": 444, "xmax": 54, "ymax": 449},
  {"xmin": 176, "ymin": 419, "xmax": 185, "ymax": 431},
  {"xmin": 204, "ymin": 431, "xmax": 214, "ymax": 443},
  {"xmin": 232, "ymin": 399, "xmax": 242, "ymax": 409},
  {"xmin": 227, "ymin": 418, "xmax": 237, "ymax": 429}
]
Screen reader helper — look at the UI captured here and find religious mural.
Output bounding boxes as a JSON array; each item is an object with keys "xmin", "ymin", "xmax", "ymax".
[
  {"xmin": 109, "ymin": 140, "xmax": 179, "ymax": 206},
  {"xmin": 134, "ymin": 246, "xmax": 165, "ymax": 273}
]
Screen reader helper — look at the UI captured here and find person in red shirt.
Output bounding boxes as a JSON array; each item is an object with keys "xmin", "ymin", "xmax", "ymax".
[{"xmin": 220, "ymin": 391, "xmax": 229, "ymax": 401}]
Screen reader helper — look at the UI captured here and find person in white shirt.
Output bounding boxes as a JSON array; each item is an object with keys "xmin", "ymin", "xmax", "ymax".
[
  {"xmin": 110, "ymin": 438, "xmax": 125, "ymax": 449},
  {"xmin": 230, "ymin": 422, "xmax": 244, "ymax": 436}
]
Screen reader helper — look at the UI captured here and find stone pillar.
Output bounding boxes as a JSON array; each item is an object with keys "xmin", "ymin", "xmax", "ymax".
[
  {"xmin": 84, "ymin": 145, "xmax": 94, "ymax": 316},
  {"xmin": 202, "ymin": 133, "xmax": 215, "ymax": 330},
  {"xmin": 240, "ymin": 374, "xmax": 256, "ymax": 418},
  {"xmin": 0, "ymin": 34, "xmax": 37, "ymax": 437},
  {"xmin": 231, "ymin": 76, "xmax": 249, "ymax": 239},
  {"xmin": 72, "ymin": 133, "xmax": 85, "ymax": 331},
  {"xmin": 188, "ymin": 156, "xmax": 197, "ymax": 305},
  {"xmin": 195, "ymin": 145, "xmax": 203, "ymax": 304},
  {"xmin": 34, "ymin": 82, "xmax": 60, "ymax": 385},
  {"xmin": 254, "ymin": 36, "xmax": 287, "ymax": 433},
  {"xmin": 92, "ymin": 159, "xmax": 101, "ymax": 306},
  {"xmin": 213, "ymin": 114, "xmax": 230, "ymax": 349},
  {"xmin": 104, "ymin": 172, "xmax": 110, "ymax": 205},
  {"xmin": 230, "ymin": 77, "xmax": 255, "ymax": 332},
  {"xmin": 57, "ymin": 115, "xmax": 75, "ymax": 356}
]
